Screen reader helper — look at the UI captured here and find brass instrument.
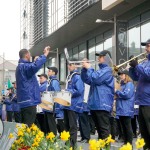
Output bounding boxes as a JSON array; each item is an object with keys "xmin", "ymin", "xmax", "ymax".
[{"xmin": 113, "ymin": 52, "xmax": 147, "ymax": 72}]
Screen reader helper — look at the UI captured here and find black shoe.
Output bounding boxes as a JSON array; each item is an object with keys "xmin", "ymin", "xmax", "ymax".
[{"xmin": 80, "ymin": 139, "xmax": 89, "ymax": 143}]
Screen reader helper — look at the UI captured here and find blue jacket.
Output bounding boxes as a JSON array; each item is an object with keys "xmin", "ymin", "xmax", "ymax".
[
  {"xmin": 129, "ymin": 54, "xmax": 150, "ymax": 106},
  {"xmin": 16, "ymin": 55, "xmax": 47, "ymax": 108},
  {"xmin": 4, "ymin": 97, "xmax": 13, "ymax": 111},
  {"xmin": 39, "ymin": 81, "xmax": 48, "ymax": 92},
  {"xmin": 81, "ymin": 63, "xmax": 114, "ymax": 112},
  {"xmin": 45, "ymin": 76, "xmax": 63, "ymax": 118},
  {"xmin": 64, "ymin": 70, "xmax": 84, "ymax": 113},
  {"xmin": 116, "ymin": 81, "xmax": 135, "ymax": 117},
  {"xmin": 12, "ymin": 94, "xmax": 20, "ymax": 112}
]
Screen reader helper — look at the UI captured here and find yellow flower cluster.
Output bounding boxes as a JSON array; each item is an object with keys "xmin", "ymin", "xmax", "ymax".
[
  {"xmin": 135, "ymin": 138, "xmax": 145, "ymax": 149},
  {"xmin": 60, "ymin": 131, "xmax": 70, "ymax": 141},
  {"xmin": 119, "ymin": 143, "xmax": 132, "ymax": 150},
  {"xmin": 89, "ymin": 135, "xmax": 115, "ymax": 150},
  {"xmin": 46, "ymin": 132, "xmax": 55, "ymax": 141}
]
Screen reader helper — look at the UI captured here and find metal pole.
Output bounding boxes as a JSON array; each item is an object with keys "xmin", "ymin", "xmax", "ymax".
[
  {"xmin": 113, "ymin": 14, "xmax": 117, "ymax": 65},
  {"xmin": 2, "ymin": 53, "xmax": 5, "ymax": 90},
  {"xmin": 56, "ymin": 48, "xmax": 59, "ymax": 79}
]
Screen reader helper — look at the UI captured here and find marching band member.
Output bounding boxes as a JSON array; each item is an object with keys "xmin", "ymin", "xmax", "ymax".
[
  {"xmin": 4, "ymin": 87, "xmax": 14, "ymax": 122},
  {"xmin": 64, "ymin": 59, "xmax": 84, "ymax": 148},
  {"xmin": 81, "ymin": 50, "xmax": 114, "ymax": 140},
  {"xmin": 12, "ymin": 81, "xmax": 21, "ymax": 123},
  {"xmin": 129, "ymin": 39, "xmax": 150, "ymax": 149},
  {"xmin": 37, "ymin": 74, "xmax": 48, "ymax": 133},
  {"xmin": 115, "ymin": 70, "xmax": 135, "ymax": 145},
  {"xmin": 45, "ymin": 66, "xmax": 60, "ymax": 135},
  {"xmin": 16, "ymin": 46, "xmax": 50, "ymax": 127}
]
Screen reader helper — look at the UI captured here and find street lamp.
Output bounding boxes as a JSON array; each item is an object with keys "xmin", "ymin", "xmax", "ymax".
[{"xmin": 95, "ymin": 14, "xmax": 117, "ymax": 64}]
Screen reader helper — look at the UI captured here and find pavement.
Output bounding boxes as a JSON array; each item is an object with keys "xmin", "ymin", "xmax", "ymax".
[{"xmin": 77, "ymin": 132, "xmax": 138, "ymax": 150}]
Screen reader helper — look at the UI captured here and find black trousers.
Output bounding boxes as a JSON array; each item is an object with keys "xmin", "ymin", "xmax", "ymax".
[
  {"xmin": 44, "ymin": 112, "xmax": 57, "ymax": 135},
  {"xmin": 91, "ymin": 110, "xmax": 110, "ymax": 139},
  {"xmin": 7, "ymin": 111, "xmax": 13, "ymax": 122},
  {"xmin": 64, "ymin": 109, "xmax": 77, "ymax": 147},
  {"xmin": 36, "ymin": 113, "xmax": 47, "ymax": 134},
  {"xmin": 79, "ymin": 112, "xmax": 90, "ymax": 140},
  {"xmin": 131, "ymin": 115, "xmax": 139, "ymax": 136},
  {"xmin": 139, "ymin": 106, "xmax": 150, "ymax": 149},
  {"xmin": 116, "ymin": 118, "xmax": 124, "ymax": 140},
  {"xmin": 14, "ymin": 112, "xmax": 21, "ymax": 123},
  {"xmin": 57, "ymin": 119, "xmax": 65, "ymax": 134},
  {"xmin": 110, "ymin": 117, "xmax": 116, "ymax": 140},
  {"xmin": 119, "ymin": 116, "xmax": 133, "ymax": 144},
  {"xmin": 21, "ymin": 106, "xmax": 36, "ymax": 127},
  {"xmin": 88, "ymin": 115, "xmax": 96, "ymax": 134}
]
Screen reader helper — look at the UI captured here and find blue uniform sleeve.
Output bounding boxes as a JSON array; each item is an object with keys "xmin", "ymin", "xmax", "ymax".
[
  {"xmin": 48, "ymin": 80, "xmax": 61, "ymax": 91},
  {"xmin": 129, "ymin": 67, "xmax": 139, "ymax": 81},
  {"xmin": 26, "ymin": 55, "xmax": 47, "ymax": 78},
  {"xmin": 68, "ymin": 75, "xmax": 84, "ymax": 97},
  {"xmin": 82, "ymin": 67, "xmax": 113, "ymax": 85},
  {"xmin": 136, "ymin": 64, "xmax": 150, "ymax": 78},
  {"xmin": 4, "ymin": 98, "xmax": 12, "ymax": 105},
  {"xmin": 81, "ymin": 68, "xmax": 93, "ymax": 85},
  {"xmin": 116, "ymin": 82, "xmax": 134, "ymax": 99}
]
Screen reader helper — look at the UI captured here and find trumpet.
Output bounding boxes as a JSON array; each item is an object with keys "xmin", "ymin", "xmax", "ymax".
[{"xmin": 113, "ymin": 52, "xmax": 147, "ymax": 71}]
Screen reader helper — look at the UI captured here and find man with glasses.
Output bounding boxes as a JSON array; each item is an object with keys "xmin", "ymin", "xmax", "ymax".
[{"xmin": 129, "ymin": 39, "xmax": 150, "ymax": 150}]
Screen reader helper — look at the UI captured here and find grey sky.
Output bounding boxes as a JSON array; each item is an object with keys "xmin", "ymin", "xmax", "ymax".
[{"xmin": 0, "ymin": 1, "xmax": 20, "ymax": 60}]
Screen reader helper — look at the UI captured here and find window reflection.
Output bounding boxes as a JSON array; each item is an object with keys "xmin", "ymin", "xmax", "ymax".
[
  {"xmin": 60, "ymin": 54, "xmax": 66, "ymax": 82},
  {"xmin": 104, "ymin": 37, "xmax": 112, "ymax": 55},
  {"xmin": 141, "ymin": 21, "xmax": 150, "ymax": 52},
  {"xmin": 128, "ymin": 26, "xmax": 140, "ymax": 56},
  {"xmin": 79, "ymin": 43, "xmax": 86, "ymax": 60}
]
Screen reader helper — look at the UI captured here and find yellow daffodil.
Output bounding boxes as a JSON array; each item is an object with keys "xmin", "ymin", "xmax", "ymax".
[
  {"xmin": 99, "ymin": 139, "xmax": 106, "ymax": 148},
  {"xmin": 120, "ymin": 143, "xmax": 132, "ymax": 150},
  {"xmin": 105, "ymin": 135, "xmax": 115, "ymax": 144},
  {"xmin": 8, "ymin": 133, "xmax": 14, "ymax": 139},
  {"xmin": 79, "ymin": 146, "xmax": 83, "ymax": 150},
  {"xmin": 89, "ymin": 139, "xmax": 101, "ymax": 150},
  {"xmin": 30, "ymin": 124, "xmax": 39, "ymax": 131},
  {"xmin": 32, "ymin": 141, "xmax": 39, "ymax": 147},
  {"xmin": 18, "ymin": 130, "xmax": 24, "ymax": 136},
  {"xmin": 27, "ymin": 127, "xmax": 31, "ymax": 133},
  {"xmin": 70, "ymin": 147, "xmax": 73, "ymax": 150},
  {"xmin": 135, "ymin": 138, "xmax": 145, "ymax": 149},
  {"xmin": 46, "ymin": 132, "xmax": 55, "ymax": 141},
  {"xmin": 60, "ymin": 131, "xmax": 70, "ymax": 141},
  {"xmin": 21, "ymin": 124, "xmax": 27, "ymax": 129}
]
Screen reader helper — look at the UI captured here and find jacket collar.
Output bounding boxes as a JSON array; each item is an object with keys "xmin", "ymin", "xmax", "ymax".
[
  {"xmin": 70, "ymin": 69, "xmax": 79, "ymax": 74},
  {"xmin": 40, "ymin": 81, "xmax": 48, "ymax": 85},
  {"xmin": 98, "ymin": 63, "xmax": 108, "ymax": 69},
  {"xmin": 18, "ymin": 58, "xmax": 30, "ymax": 63},
  {"xmin": 49, "ymin": 75, "xmax": 57, "ymax": 79}
]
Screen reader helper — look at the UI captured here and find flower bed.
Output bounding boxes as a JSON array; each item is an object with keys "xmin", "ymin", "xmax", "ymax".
[{"xmin": 9, "ymin": 124, "xmax": 145, "ymax": 150}]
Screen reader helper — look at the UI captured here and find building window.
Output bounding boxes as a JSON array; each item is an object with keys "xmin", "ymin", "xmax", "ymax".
[
  {"xmin": 60, "ymin": 53, "xmax": 66, "ymax": 82},
  {"xmin": 128, "ymin": 25, "xmax": 140, "ymax": 56},
  {"xmin": 79, "ymin": 43, "xmax": 86, "ymax": 60},
  {"xmin": 73, "ymin": 47, "xmax": 78, "ymax": 59},
  {"xmin": 141, "ymin": 21, "xmax": 150, "ymax": 52},
  {"xmin": 104, "ymin": 37, "xmax": 112, "ymax": 54}
]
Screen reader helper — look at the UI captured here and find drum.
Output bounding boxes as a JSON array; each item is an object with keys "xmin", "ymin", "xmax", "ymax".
[
  {"xmin": 53, "ymin": 91, "xmax": 71, "ymax": 106},
  {"xmin": 39, "ymin": 91, "xmax": 54, "ymax": 111}
]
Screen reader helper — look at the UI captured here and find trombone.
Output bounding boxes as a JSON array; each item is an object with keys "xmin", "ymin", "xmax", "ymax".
[{"xmin": 113, "ymin": 52, "xmax": 147, "ymax": 72}]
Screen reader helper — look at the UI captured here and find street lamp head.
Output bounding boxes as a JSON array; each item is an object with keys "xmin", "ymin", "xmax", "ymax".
[{"xmin": 95, "ymin": 19, "xmax": 114, "ymax": 23}]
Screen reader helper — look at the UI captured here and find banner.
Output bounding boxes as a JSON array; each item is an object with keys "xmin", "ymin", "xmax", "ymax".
[{"xmin": 116, "ymin": 21, "xmax": 128, "ymax": 65}]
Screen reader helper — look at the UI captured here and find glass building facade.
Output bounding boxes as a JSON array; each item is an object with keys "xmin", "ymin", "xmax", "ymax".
[{"xmin": 59, "ymin": 9, "xmax": 150, "ymax": 82}]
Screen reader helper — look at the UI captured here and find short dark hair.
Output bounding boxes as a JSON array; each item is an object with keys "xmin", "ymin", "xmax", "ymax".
[{"xmin": 19, "ymin": 49, "xmax": 29, "ymax": 58}]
